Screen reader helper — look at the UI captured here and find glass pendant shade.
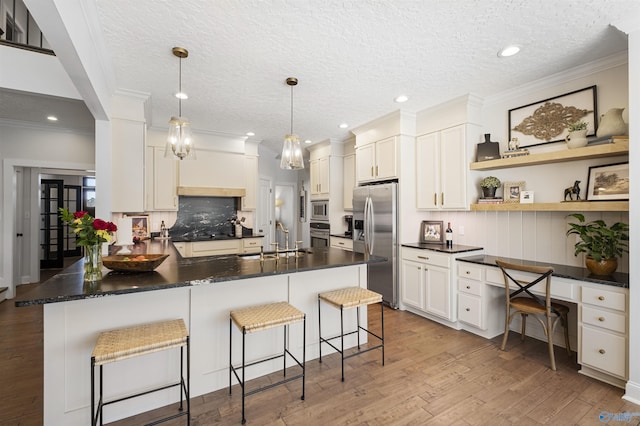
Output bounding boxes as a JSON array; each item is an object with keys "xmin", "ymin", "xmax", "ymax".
[
  {"xmin": 280, "ymin": 133, "xmax": 304, "ymax": 170},
  {"xmin": 166, "ymin": 115, "xmax": 195, "ymax": 160}
]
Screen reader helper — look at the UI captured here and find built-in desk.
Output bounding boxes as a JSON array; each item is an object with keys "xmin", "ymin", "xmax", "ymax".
[{"xmin": 456, "ymin": 254, "xmax": 629, "ymax": 388}]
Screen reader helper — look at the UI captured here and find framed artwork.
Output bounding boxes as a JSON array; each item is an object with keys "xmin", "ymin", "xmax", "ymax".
[
  {"xmin": 508, "ymin": 85, "xmax": 598, "ymax": 148},
  {"xmin": 420, "ymin": 220, "xmax": 444, "ymax": 244},
  {"xmin": 504, "ymin": 181, "xmax": 526, "ymax": 203},
  {"xmin": 129, "ymin": 215, "xmax": 150, "ymax": 239},
  {"xmin": 586, "ymin": 162, "xmax": 629, "ymax": 201},
  {"xmin": 520, "ymin": 190, "xmax": 534, "ymax": 204}
]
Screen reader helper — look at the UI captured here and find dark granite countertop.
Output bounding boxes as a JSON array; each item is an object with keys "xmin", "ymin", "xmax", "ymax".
[
  {"xmin": 457, "ymin": 254, "xmax": 629, "ymax": 288},
  {"xmin": 171, "ymin": 234, "xmax": 264, "ymax": 243},
  {"xmin": 402, "ymin": 242, "xmax": 484, "ymax": 254},
  {"xmin": 15, "ymin": 240, "xmax": 379, "ymax": 307}
]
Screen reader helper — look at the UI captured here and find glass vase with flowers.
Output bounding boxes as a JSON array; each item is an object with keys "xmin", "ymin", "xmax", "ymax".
[{"xmin": 59, "ymin": 208, "xmax": 117, "ymax": 283}]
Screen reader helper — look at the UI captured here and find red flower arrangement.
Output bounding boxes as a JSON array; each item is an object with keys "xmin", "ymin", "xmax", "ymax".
[{"xmin": 59, "ymin": 208, "xmax": 117, "ymax": 246}]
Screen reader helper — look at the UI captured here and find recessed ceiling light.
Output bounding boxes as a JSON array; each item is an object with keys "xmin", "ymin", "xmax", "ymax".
[
  {"xmin": 47, "ymin": 115, "xmax": 58, "ymax": 121},
  {"xmin": 304, "ymin": 139, "xmax": 312, "ymax": 144},
  {"xmin": 175, "ymin": 92, "xmax": 189, "ymax": 100},
  {"xmin": 498, "ymin": 45, "xmax": 520, "ymax": 58},
  {"xmin": 339, "ymin": 123, "xmax": 349, "ymax": 129},
  {"xmin": 246, "ymin": 132, "xmax": 255, "ymax": 136},
  {"xmin": 394, "ymin": 95, "xmax": 409, "ymax": 103}
]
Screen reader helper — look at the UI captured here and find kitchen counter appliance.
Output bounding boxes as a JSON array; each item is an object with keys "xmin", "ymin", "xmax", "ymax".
[
  {"xmin": 309, "ymin": 221, "xmax": 330, "ymax": 248},
  {"xmin": 353, "ymin": 182, "xmax": 399, "ymax": 308}
]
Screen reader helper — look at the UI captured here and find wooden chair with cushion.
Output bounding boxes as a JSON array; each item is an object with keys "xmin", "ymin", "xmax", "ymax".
[{"xmin": 495, "ymin": 259, "xmax": 571, "ymax": 371}]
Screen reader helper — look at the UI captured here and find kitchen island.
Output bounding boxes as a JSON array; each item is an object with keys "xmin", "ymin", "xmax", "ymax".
[{"xmin": 16, "ymin": 241, "xmax": 379, "ymax": 425}]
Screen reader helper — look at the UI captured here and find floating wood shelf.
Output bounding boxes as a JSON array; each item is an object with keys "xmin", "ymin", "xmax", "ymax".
[
  {"xmin": 470, "ymin": 201, "xmax": 629, "ymax": 212},
  {"xmin": 469, "ymin": 138, "xmax": 628, "ymax": 171}
]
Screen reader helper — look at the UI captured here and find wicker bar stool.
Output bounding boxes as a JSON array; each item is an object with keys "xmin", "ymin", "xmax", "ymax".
[
  {"xmin": 90, "ymin": 319, "xmax": 190, "ymax": 426},
  {"xmin": 229, "ymin": 301, "xmax": 306, "ymax": 424},
  {"xmin": 318, "ymin": 286, "xmax": 384, "ymax": 381}
]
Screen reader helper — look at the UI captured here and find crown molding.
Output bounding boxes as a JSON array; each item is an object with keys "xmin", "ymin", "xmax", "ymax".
[{"xmin": 0, "ymin": 118, "xmax": 94, "ymax": 136}]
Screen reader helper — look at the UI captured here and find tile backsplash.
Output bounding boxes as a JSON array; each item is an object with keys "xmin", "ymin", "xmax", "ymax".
[{"xmin": 168, "ymin": 196, "xmax": 239, "ymax": 239}]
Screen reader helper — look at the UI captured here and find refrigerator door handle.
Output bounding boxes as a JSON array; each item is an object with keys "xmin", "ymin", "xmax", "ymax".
[
  {"xmin": 363, "ymin": 196, "xmax": 370, "ymax": 252},
  {"xmin": 368, "ymin": 196, "xmax": 375, "ymax": 255}
]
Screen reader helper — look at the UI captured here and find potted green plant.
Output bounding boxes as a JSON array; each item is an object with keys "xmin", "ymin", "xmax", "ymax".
[
  {"xmin": 565, "ymin": 213, "xmax": 629, "ymax": 275},
  {"xmin": 480, "ymin": 176, "xmax": 501, "ymax": 198},
  {"xmin": 565, "ymin": 120, "xmax": 588, "ymax": 149}
]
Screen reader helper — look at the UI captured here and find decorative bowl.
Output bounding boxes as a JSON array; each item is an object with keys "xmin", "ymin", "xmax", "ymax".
[{"xmin": 102, "ymin": 254, "xmax": 169, "ymax": 272}]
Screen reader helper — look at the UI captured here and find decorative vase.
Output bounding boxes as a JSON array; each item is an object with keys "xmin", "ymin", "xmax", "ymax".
[
  {"xmin": 596, "ymin": 108, "xmax": 627, "ymax": 138},
  {"xmin": 482, "ymin": 187, "xmax": 497, "ymax": 198},
  {"xmin": 565, "ymin": 129, "xmax": 588, "ymax": 149},
  {"xmin": 585, "ymin": 256, "xmax": 618, "ymax": 276},
  {"xmin": 84, "ymin": 244, "xmax": 103, "ymax": 282}
]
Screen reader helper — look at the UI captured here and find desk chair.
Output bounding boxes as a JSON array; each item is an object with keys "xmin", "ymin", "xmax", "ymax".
[{"xmin": 496, "ymin": 259, "xmax": 571, "ymax": 371}]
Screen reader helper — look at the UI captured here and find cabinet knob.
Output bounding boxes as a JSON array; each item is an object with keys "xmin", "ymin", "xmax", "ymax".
[
  {"xmin": 598, "ymin": 317, "xmax": 605, "ymax": 322},
  {"xmin": 599, "ymin": 349, "xmax": 606, "ymax": 355},
  {"xmin": 338, "ymin": 242, "xmax": 344, "ymax": 245},
  {"xmin": 465, "ymin": 308, "xmax": 470, "ymax": 312},
  {"xmin": 466, "ymin": 285, "xmax": 471, "ymax": 289},
  {"xmin": 465, "ymin": 271, "xmax": 470, "ymax": 275},
  {"xmin": 598, "ymin": 296, "xmax": 605, "ymax": 301}
]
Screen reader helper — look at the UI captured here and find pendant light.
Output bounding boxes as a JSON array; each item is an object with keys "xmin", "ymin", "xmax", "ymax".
[
  {"xmin": 280, "ymin": 77, "xmax": 304, "ymax": 170},
  {"xmin": 165, "ymin": 47, "xmax": 195, "ymax": 160}
]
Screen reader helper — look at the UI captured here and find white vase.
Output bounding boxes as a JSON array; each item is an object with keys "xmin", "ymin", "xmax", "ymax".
[
  {"xmin": 565, "ymin": 129, "xmax": 588, "ymax": 149},
  {"xmin": 596, "ymin": 108, "xmax": 627, "ymax": 138}
]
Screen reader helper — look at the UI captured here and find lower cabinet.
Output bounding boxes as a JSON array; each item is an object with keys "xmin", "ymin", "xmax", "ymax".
[
  {"xmin": 400, "ymin": 247, "xmax": 455, "ymax": 322},
  {"xmin": 173, "ymin": 237, "xmax": 263, "ymax": 258},
  {"xmin": 330, "ymin": 236, "xmax": 353, "ymax": 251},
  {"xmin": 579, "ymin": 286, "xmax": 628, "ymax": 384}
]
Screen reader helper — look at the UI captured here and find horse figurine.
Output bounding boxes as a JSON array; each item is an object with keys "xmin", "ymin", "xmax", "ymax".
[{"xmin": 564, "ymin": 180, "xmax": 581, "ymax": 201}]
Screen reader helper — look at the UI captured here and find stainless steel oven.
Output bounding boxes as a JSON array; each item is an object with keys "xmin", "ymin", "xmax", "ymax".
[
  {"xmin": 310, "ymin": 200, "xmax": 329, "ymax": 222},
  {"xmin": 309, "ymin": 222, "xmax": 330, "ymax": 248}
]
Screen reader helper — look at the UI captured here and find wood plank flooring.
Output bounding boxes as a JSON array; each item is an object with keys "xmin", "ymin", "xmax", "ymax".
[{"xmin": 2, "ymin": 290, "xmax": 639, "ymax": 425}]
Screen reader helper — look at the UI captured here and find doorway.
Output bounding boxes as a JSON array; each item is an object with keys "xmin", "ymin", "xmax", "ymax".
[
  {"xmin": 257, "ymin": 177, "xmax": 273, "ymax": 248},
  {"xmin": 275, "ymin": 184, "xmax": 295, "ymax": 248}
]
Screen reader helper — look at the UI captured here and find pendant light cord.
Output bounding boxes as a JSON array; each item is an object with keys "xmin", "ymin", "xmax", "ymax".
[
  {"xmin": 178, "ymin": 56, "xmax": 182, "ymax": 117},
  {"xmin": 290, "ymin": 84, "xmax": 294, "ymax": 134}
]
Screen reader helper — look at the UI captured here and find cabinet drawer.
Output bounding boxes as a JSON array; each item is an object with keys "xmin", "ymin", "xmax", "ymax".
[
  {"xmin": 458, "ymin": 293, "xmax": 483, "ymax": 328},
  {"xmin": 458, "ymin": 264, "xmax": 482, "ymax": 281},
  {"xmin": 582, "ymin": 287, "xmax": 626, "ymax": 312},
  {"xmin": 458, "ymin": 279, "xmax": 482, "ymax": 296},
  {"xmin": 242, "ymin": 238, "xmax": 263, "ymax": 249},
  {"xmin": 582, "ymin": 306, "xmax": 626, "ymax": 334},
  {"xmin": 581, "ymin": 326, "xmax": 626, "ymax": 378},
  {"xmin": 330, "ymin": 237, "xmax": 353, "ymax": 250},
  {"xmin": 486, "ymin": 267, "xmax": 504, "ymax": 285},
  {"xmin": 402, "ymin": 249, "xmax": 449, "ymax": 268},
  {"xmin": 191, "ymin": 240, "xmax": 240, "ymax": 255}
]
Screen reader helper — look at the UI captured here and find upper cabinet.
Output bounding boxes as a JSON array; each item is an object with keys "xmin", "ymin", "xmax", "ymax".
[
  {"xmin": 343, "ymin": 153, "xmax": 355, "ymax": 210},
  {"xmin": 241, "ymin": 155, "xmax": 258, "ymax": 210},
  {"xmin": 112, "ymin": 117, "xmax": 145, "ymax": 212},
  {"xmin": 416, "ymin": 124, "xmax": 474, "ymax": 210},
  {"xmin": 145, "ymin": 146, "xmax": 178, "ymax": 211},
  {"xmin": 355, "ymin": 136, "xmax": 398, "ymax": 183},
  {"xmin": 310, "ymin": 156, "xmax": 330, "ymax": 197},
  {"xmin": 178, "ymin": 149, "xmax": 245, "ymax": 189}
]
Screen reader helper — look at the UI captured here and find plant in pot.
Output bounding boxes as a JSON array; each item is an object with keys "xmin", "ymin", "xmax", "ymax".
[
  {"xmin": 565, "ymin": 213, "xmax": 629, "ymax": 275},
  {"xmin": 480, "ymin": 176, "xmax": 501, "ymax": 198},
  {"xmin": 565, "ymin": 120, "xmax": 588, "ymax": 149}
]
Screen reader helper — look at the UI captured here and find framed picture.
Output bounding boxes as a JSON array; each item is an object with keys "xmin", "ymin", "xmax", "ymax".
[
  {"xmin": 508, "ymin": 85, "xmax": 598, "ymax": 148},
  {"xmin": 129, "ymin": 215, "xmax": 150, "ymax": 239},
  {"xmin": 586, "ymin": 162, "xmax": 629, "ymax": 201},
  {"xmin": 504, "ymin": 181, "xmax": 526, "ymax": 203},
  {"xmin": 420, "ymin": 220, "xmax": 444, "ymax": 244},
  {"xmin": 520, "ymin": 190, "xmax": 534, "ymax": 204}
]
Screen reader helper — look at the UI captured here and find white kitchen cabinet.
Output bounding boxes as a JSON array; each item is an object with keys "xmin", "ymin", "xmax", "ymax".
[
  {"xmin": 400, "ymin": 247, "xmax": 454, "ymax": 321},
  {"xmin": 241, "ymin": 155, "xmax": 258, "ymax": 210},
  {"xmin": 145, "ymin": 146, "xmax": 178, "ymax": 211},
  {"xmin": 112, "ymin": 118, "xmax": 145, "ymax": 212},
  {"xmin": 356, "ymin": 136, "xmax": 398, "ymax": 183},
  {"xmin": 178, "ymin": 150, "xmax": 244, "ymax": 189},
  {"xmin": 310, "ymin": 156, "xmax": 330, "ymax": 197},
  {"xmin": 242, "ymin": 237, "xmax": 263, "ymax": 253},
  {"xmin": 416, "ymin": 125, "xmax": 468, "ymax": 210},
  {"xmin": 343, "ymin": 154, "xmax": 355, "ymax": 210},
  {"xmin": 579, "ymin": 286, "xmax": 628, "ymax": 382},
  {"xmin": 330, "ymin": 236, "xmax": 353, "ymax": 251}
]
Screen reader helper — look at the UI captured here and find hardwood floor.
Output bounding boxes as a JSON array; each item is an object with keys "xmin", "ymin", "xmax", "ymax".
[{"xmin": 1, "ymin": 295, "xmax": 638, "ymax": 425}]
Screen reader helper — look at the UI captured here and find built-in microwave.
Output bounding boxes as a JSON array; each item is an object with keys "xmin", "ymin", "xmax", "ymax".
[{"xmin": 310, "ymin": 200, "xmax": 329, "ymax": 221}]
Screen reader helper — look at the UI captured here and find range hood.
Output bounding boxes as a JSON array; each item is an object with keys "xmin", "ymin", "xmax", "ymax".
[{"xmin": 177, "ymin": 186, "xmax": 246, "ymax": 197}]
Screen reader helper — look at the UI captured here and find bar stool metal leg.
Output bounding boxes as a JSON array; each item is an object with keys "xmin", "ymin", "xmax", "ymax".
[
  {"xmin": 318, "ymin": 295, "xmax": 323, "ymax": 363},
  {"xmin": 340, "ymin": 305, "xmax": 345, "ymax": 382}
]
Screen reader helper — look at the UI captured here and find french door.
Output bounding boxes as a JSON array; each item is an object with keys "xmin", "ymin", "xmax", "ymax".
[{"xmin": 40, "ymin": 179, "xmax": 64, "ymax": 269}]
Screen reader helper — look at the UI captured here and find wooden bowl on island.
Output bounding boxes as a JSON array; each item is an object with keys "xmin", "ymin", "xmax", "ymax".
[{"xmin": 102, "ymin": 254, "xmax": 169, "ymax": 272}]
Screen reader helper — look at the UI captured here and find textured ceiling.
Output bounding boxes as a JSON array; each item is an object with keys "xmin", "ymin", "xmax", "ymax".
[{"xmin": 3, "ymin": 1, "xmax": 637, "ymax": 153}]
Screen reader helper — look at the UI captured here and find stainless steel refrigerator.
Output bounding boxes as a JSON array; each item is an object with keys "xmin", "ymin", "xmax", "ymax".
[{"xmin": 352, "ymin": 182, "xmax": 399, "ymax": 308}]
